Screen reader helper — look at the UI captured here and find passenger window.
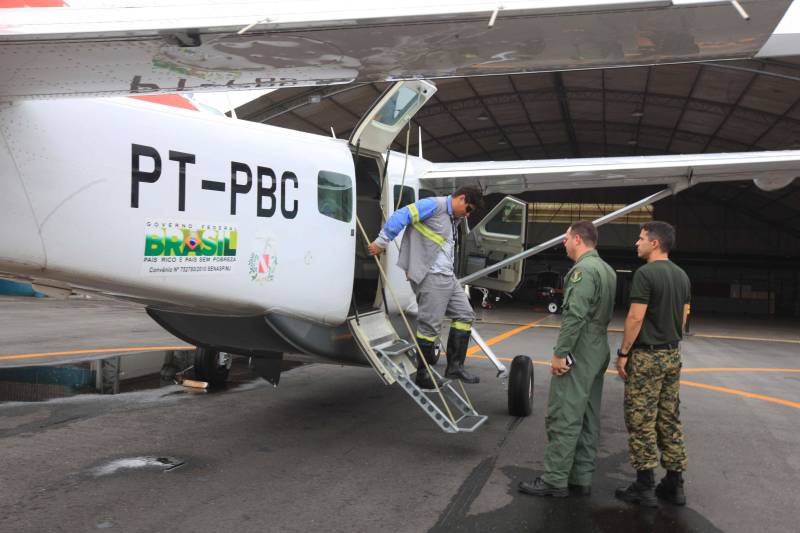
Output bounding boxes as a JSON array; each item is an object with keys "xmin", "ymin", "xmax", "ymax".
[
  {"xmin": 318, "ymin": 171, "xmax": 353, "ymax": 222},
  {"xmin": 393, "ymin": 185, "xmax": 415, "ymax": 209},
  {"xmin": 484, "ymin": 202, "xmax": 523, "ymax": 236}
]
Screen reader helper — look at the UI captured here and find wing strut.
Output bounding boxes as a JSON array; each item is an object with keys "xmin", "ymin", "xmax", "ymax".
[
  {"xmin": 460, "ymin": 186, "xmax": 677, "ymax": 378},
  {"xmin": 459, "ymin": 187, "xmax": 675, "ymax": 286}
]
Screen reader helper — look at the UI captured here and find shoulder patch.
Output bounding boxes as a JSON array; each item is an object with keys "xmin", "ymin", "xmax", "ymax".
[{"xmin": 570, "ymin": 270, "xmax": 582, "ymax": 283}]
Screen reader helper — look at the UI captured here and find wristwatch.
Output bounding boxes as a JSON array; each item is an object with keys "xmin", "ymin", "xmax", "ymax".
[{"xmin": 616, "ymin": 348, "xmax": 628, "ymax": 357}]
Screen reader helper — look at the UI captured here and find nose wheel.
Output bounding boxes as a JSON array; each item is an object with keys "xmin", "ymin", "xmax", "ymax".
[
  {"xmin": 193, "ymin": 347, "xmax": 232, "ymax": 386},
  {"xmin": 508, "ymin": 355, "xmax": 533, "ymax": 417}
]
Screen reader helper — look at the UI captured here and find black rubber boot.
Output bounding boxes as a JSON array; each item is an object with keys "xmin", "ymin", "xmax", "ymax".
[
  {"xmin": 518, "ymin": 477, "xmax": 568, "ymax": 498},
  {"xmin": 415, "ymin": 340, "xmax": 443, "ymax": 391},
  {"xmin": 568, "ymin": 484, "xmax": 592, "ymax": 496},
  {"xmin": 444, "ymin": 329, "xmax": 480, "ymax": 384},
  {"xmin": 615, "ymin": 469, "xmax": 658, "ymax": 508},
  {"xmin": 656, "ymin": 470, "xmax": 686, "ymax": 505}
]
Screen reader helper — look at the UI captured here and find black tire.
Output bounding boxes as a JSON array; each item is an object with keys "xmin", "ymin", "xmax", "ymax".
[
  {"xmin": 547, "ymin": 301, "xmax": 560, "ymax": 314},
  {"xmin": 193, "ymin": 347, "xmax": 231, "ymax": 386},
  {"xmin": 508, "ymin": 355, "xmax": 534, "ymax": 417}
]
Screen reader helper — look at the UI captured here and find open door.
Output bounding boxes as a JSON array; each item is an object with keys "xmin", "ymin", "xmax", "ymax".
[
  {"xmin": 349, "ymin": 80, "xmax": 436, "ymax": 154},
  {"xmin": 460, "ymin": 196, "xmax": 528, "ymax": 292}
]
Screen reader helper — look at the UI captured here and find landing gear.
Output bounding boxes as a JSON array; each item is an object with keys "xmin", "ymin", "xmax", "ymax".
[
  {"xmin": 508, "ymin": 355, "xmax": 534, "ymax": 417},
  {"xmin": 193, "ymin": 347, "xmax": 231, "ymax": 386}
]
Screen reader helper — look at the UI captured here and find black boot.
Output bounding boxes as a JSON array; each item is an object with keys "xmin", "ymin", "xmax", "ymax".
[
  {"xmin": 656, "ymin": 470, "xmax": 686, "ymax": 505},
  {"xmin": 445, "ymin": 329, "xmax": 479, "ymax": 384},
  {"xmin": 518, "ymin": 477, "xmax": 568, "ymax": 498},
  {"xmin": 615, "ymin": 469, "xmax": 658, "ymax": 508},
  {"xmin": 415, "ymin": 340, "xmax": 443, "ymax": 391}
]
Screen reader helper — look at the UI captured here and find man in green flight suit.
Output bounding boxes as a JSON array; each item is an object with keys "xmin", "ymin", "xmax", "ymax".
[{"xmin": 519, "ymin": 220, "xmax": 616, "ymax": 498}]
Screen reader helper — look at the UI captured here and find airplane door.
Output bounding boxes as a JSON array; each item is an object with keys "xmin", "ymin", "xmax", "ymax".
[
  {"xmin": 349, "ymin": 80, "xmax": 437, "ymax": 154},
  {"xmin": 460, "ymin": 197, "xmax": 528, "ymax": 292}
]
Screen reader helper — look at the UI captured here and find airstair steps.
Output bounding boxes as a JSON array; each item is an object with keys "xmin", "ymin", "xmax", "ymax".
[{"xmin": 348, "ymin": 310, "xmax": 487, "ymax": 433}]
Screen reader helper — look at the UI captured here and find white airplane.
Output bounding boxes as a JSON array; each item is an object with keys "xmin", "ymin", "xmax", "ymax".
[{"xmin": 2, "ymin": 0, "xmax": 799, "ymax": 432}]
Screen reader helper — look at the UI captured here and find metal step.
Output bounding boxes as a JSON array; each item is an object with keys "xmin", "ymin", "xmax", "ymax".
[
  {"xmin": 348, "ymin": 310, "xmax": 417, "ymax": 385},
  {"xmin": 375, "ymin": 348, "xmax": 487, "ymax": 434},
  {"xmin": 347, "ymin": 310, "xmax": 487, "ymax": 433}
]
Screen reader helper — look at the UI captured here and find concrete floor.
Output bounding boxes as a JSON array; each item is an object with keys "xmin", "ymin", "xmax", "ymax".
[{"xmin": 0, "ymin": 300, "xmax": 799, "ymax": 532}]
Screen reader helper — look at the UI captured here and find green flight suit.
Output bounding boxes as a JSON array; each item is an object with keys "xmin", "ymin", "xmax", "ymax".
[{"xmin": 543, "ymin": 249, "xmax": 616, "ymax": 488}]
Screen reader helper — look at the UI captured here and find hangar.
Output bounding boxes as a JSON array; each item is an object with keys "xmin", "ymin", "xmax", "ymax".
[{"xmin": 237, "ymin": 57, "xmax": 800, "ymax": 318}]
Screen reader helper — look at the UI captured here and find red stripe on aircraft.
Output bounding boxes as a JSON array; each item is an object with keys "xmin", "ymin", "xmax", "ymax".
[
  {"xmin": 129, "ymin": 94, "xmax": 199, "ymax": 112},
  {"xmin": 0, "ymin": 1, "xmax": 67, "ymax": 7}
]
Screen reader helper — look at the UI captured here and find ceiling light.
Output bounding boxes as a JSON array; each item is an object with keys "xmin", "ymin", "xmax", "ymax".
[
  {"xmin": 627, "ymin": 139, "xmax": 638, "ymax": 145},
  {"xmin": 498, "ymin": 139, "xmax": 507, "ymax": 145},
  {"xmin": 631, "ymin": 110, "xmax": 644, "ymax": 118},
  {"xmin": 476, "ymin": 113, "xmax": 489, "ymax": 121},
  {"xmin": 308, "ymin": 94, "xmax": 321, "ymax": 104}
]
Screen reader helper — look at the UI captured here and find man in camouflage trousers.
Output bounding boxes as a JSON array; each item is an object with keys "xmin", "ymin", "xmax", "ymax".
[
  {"xmin": 518, "ymin": 221, "xmax": 616, "ymax": 498},
  {"xmin": 615, "ymin": 221, "xmax": 690, "ymax": 507}
]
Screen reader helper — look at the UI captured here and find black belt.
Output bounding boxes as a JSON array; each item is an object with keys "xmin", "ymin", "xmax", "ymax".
[{"xmin": 632, "ymin": 342, "xmax": 679, "ymax": 351}]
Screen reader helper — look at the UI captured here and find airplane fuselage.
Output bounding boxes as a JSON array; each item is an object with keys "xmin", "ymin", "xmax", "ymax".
[{"xmin": 1, "ymin": 97, "xmax": 394, "ymax": 327}]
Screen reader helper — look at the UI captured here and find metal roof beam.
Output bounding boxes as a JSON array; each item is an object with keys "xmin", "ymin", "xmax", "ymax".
[
  {"xmin": 509, "ymin": 75, "xmax": 550, "ymax": 158},
  {"xmin": 551, "ymin": 73, "xmax": 578, "ymax": 156},
  {"xmin": 464, "ymin": 77, "xmax": 523, "ymax": 159}
]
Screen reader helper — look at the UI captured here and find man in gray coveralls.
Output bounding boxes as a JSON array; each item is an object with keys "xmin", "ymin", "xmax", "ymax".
[{"xmin": 368, "ymin": 186, "xmax": 484, "ymax": 390}]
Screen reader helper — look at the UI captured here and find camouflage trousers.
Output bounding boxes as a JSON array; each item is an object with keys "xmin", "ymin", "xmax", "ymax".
[{"xmin": 623, "ymin": 348, "xmax": 688, "ymax": 472}]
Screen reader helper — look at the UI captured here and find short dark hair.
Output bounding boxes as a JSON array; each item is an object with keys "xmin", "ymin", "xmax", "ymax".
[
  {"xmin": 569, "ymin": 220, "xmax": 598, "ymax": 246},
  {"xmin": 640, "ymin": 221, "xmax": 675, "ymax": 252},
  {"xmin": 454, "ymin": 186, "xmax": 484, "ymax": 211}
]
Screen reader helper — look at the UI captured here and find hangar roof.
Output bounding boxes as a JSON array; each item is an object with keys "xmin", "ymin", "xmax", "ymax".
[{"xmin": 235, "ymin": 57, "xmax": 800, "ymax": 239}]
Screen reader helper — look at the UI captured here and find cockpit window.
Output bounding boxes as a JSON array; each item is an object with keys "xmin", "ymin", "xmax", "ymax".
[
  {"xmin": 484, "ymin": 202, "xmax": 523, "ymax": 236},
  {"xmin": 318, "ymin": 171, "xmax": 353, "ymax": 222}
]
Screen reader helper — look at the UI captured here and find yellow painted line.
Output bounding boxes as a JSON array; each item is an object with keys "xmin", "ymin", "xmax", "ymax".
[
  {"xmin": 467, "ymin": 316, "xmax": 552, "ymax": 356},
  {"xmin": 681, "ymin": 380, "xmax": 800, "ymax": 410},
  {"xmin": 478, "ymin": 320, "xmax": 800, "ymax": 343},
  {"xmin": 681, "ymin": 367, "xmax": 800, "ymax": 374},
  {"xmin": 466, "ymin": 323, "xmax": 800, "ymax": 410},
  {"xmin": 0, "ymin": 345, "xmax": 194, "ymax": 361},
  {"xmin": 691, "ymin": 333, "xmax": 800, "ymax": 345}
]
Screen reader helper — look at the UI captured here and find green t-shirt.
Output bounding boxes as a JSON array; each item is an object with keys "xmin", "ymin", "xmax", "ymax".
[{"xmin": 629, "ymin": 260, "xmax": 690, "ymax": 346}]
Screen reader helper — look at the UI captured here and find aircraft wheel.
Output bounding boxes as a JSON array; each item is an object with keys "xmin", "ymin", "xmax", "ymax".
[
  {"xmin": 194, "ymin": 347, "xmax": 231, "ymax": 386},
  {"xmin": 547, "ymin": 301, "xmax": 560, "ymax": 314},
  {"xmin": 508, "ymin": 355, "xmax": 534, "ymax": 417}
]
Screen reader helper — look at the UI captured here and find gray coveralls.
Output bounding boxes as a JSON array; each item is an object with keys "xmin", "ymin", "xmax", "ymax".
[{"xmin": 378, "ymin": 196, "xmax": 474, "ymax": 344}]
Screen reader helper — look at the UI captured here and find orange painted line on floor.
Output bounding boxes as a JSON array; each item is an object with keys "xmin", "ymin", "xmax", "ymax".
[
  {"xmin": 478, "ymin": 320, "xmax": 800, "ymax": 344},
  {"xmin": 467, "ymin": 316, "xmax": 552, "ymax": 356},
  {"xmin": 0, "ymin": 346, "xmax": 195, "ymax": 361},
  {"xmin": 681, "ymin": 367, "xmax": 800, "ymax": 374},
  {"xmin": 691, "ymin": 333, "xmax": 800, "ymax": 344},
  {"xmin": 680, "ymin": 380, "xmax": 800, "ymax": 410},
  {"xmin": 467, "ymin": 350, "xmax": 800, "ymax": 410}
]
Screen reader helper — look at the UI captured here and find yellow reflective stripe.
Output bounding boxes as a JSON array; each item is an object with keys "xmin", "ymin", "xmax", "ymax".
[
  {"xmin": 416, "ymin": 331, "xmax": 437, "ymax": 342},
  {"xmin": 407, "ymin": 204, "xmax": 420, "ymax": 224},
  {"xmin": 412, "ymin": 221, "xmax": 445, "ymax": 247},
  {"xmin": 452, "ymin": 321, "xmax": 472, "ymax": 332}
]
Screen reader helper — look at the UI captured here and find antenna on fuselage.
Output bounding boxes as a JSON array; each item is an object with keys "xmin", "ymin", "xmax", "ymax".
[{"xmin": 226, "ymin": 93, "xmax": 237, "ymax": 119}]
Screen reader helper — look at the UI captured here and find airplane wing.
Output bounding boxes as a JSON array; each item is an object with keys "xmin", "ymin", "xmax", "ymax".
[
  {"xmin": 0, "ymin": 0, "xmax": 792, "ymax": 99},
  {"xmin": 418, "ymin": 150, "xmax": 800, "ymax": 195}
]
